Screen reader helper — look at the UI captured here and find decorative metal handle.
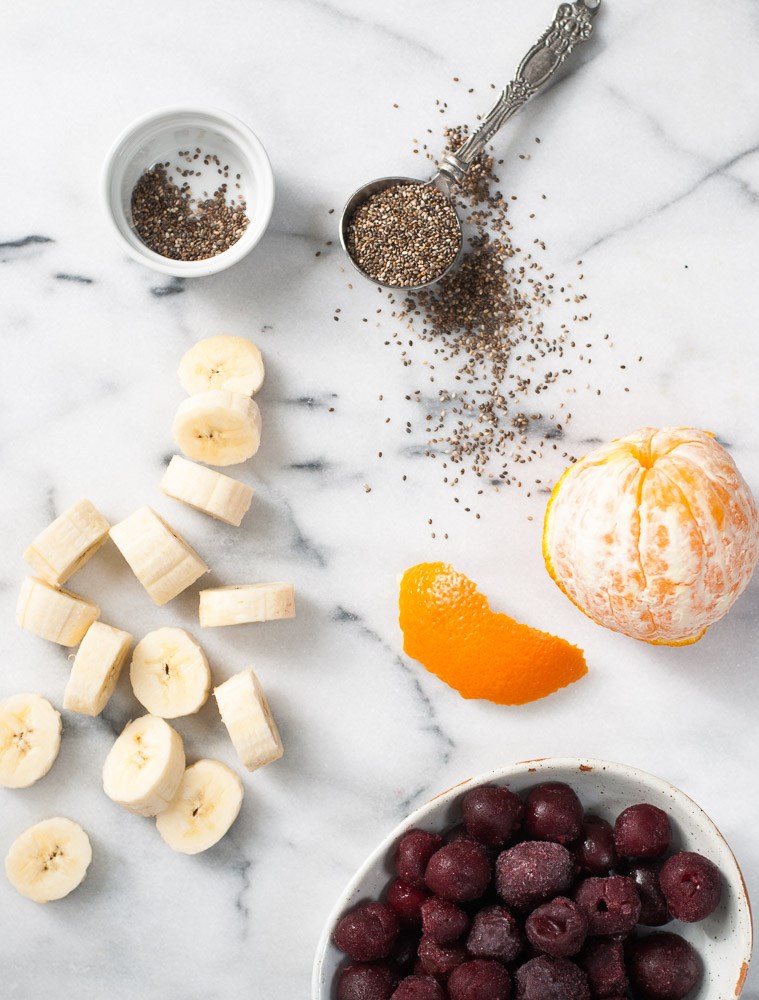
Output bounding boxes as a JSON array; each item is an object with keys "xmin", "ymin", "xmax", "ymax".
[{"xmin": 433, "ymin": 0, "xmax": 600, "ymax": 193}]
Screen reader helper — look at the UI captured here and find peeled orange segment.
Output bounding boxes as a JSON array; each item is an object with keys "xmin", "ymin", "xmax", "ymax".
[
  {"xmin": 398, "ymin": 562, "xmax": 587, "ymax": 706},
  {"xmin": 543, "ymin": 427, "xmax": 759, "ymax": 646}
]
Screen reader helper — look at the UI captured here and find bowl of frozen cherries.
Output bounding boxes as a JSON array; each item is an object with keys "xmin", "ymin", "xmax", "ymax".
[{"xmin": 313, "ymin": 758, "xmax": 752, "ymax": 1000}]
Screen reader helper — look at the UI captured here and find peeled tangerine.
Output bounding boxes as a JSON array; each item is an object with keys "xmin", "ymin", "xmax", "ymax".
[
  {"xmin": 399, "ymin": 563, "xmax": 587, "ymax": 705},
  {"xmin": 543, "ymin": 427, "xmax": 759, "ymax": 646}
]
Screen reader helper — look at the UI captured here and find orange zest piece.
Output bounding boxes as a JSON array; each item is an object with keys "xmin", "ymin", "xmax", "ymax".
[{"xmin": 398, "ymin": 562, "xmax": 587, "ymax": 706}]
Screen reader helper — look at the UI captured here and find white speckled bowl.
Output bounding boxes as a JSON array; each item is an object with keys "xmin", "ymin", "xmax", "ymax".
[{"xmin": 313, "ymin": 758, "xmax": 752, "ymax": 999}]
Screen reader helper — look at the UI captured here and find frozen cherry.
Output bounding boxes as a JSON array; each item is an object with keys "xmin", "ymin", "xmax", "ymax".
[
  {"xmin": 390, "ymin": 975, "xmax": 447, "ymax": 1000},
  {"xmin": 420, "ymin": 896, "xmax": 470, "ymax": 943},
  {"xmin": 514, "ymin": 956, "xmax": 590, "ymax": 1000},
  {"xmin": 525, "ymin": 897, "xmax": 588, "ymax": 957},
  {"xmin": 445, "ymin": 824, "xmax": 500, "ymax": 865},
  {"xmin": 334, "ymin": 902, "xmax": 400, "ymax": 962},
  {"xmin": 466, "ymin": 904, "xmax": 522, "ymax": 962},
  {"xmin": 613, "ymin": 804, "xmax": 671, "ymax": 859},
  {"xmin": 448, "ymin": 959, "xmax": 512, "ymax": 1000},
  {"xmin": 462, "ymin": 785, "xmax": 524, "ymax": 847},
  {"xmin": 628, "ymin": 932, "xmax": 701, "ymax": 1000},
  {"xmin": 425, "ymin": 841, "xmax": 491, "ymax": 903},
  {"xmin": 337, "ymin": 962, "xmax": 399, "ymax": 1000},
  {"xmin": 628, "ymin": 862, "xmax": 672, "ymax": 926},
  {"xmin": 417, "ymin": 935, "xmax": 467, "ymax": 978},
  {"xmin": 388, "ymin": 879, "xmax": 429, "ymax": 925},
  {"xmin": 573, "ymin": 876, "xmax": 641, "ymax": 935},
  {"xmin": 397, "ymin": 830, "xmax": 444, "ymax": 887},
  {"xmin": 573, "ymin": 816, "xmax": 618, "ymax": 876},
  {"xmin": 659, "ymin": 851, "xmax": 722, "ymax": 922},
  {"xmin": 577, "ymin": 938, "xmax": 629, "ymax": 997},
  {"xmin": 525, "ymin": 783, "xmax": 583, "ymax": 845},
  {"xmin": 496, "ymin": 841, "xmax": 574, "ymax": 911}
]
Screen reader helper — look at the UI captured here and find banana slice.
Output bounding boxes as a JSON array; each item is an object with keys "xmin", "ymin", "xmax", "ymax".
[
  {"xmin": 214, "ymin": 669, "xmax": 283, "ymax": 772},
  {"xmin": 102, "ymin": 715, "xmax": 185, "ymax": 816},
  {"xmin": 178, "ymin": 335, "xmax": 265, "ymax": 397},
  {"xmin": 130, "ymin": 627, "xmax": 211, "ymax": 719},
  {"xmin": 160, "ymin": 455, "xmax": 254, "ymax": 527},
  {"xmin": 199, "ymin": 583, "xmax": 295, "ymax": 628},
  {"xmin": 0, "ymin": 694, "xmax": 62, "ymax": 788},
  {"xmin": 16, "ymin": 577, "xmax": 100, "ymax": 646},
  {"xmin": 156, "ymin": 759, "xmax": 244, "ymax": 855},
  {"xmin": 172, "ymin": 390, "xmax": 262, "ymax": 467},
  {"xmin": 5, "ymin": 817, "xmax": 92, "ymax": 903},
  {"xmin": 63, "ymin": 622, "xmax": 133, "ymax": 717},
  {"xmin": 109, "ymin": 506, "xmax": 208, "ymax": 607},
  {"xmin": 23, "ymin": 499, "xmax": 110, "ymax": 586}
]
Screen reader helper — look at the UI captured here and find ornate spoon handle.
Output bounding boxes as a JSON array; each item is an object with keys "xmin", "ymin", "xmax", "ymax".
[{"xmin": 433, "ymin": 0, "xmax": 601, "ymax": 193}]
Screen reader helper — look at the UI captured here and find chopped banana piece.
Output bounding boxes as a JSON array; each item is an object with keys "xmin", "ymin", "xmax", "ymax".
[
  {"xmin": 23, "ymin": 499, "xmax": 110, "ymax": 585},
  {"xmin": 173, "ymin": 390, "xmax": 262, "ymax": 467},
  {"xmin": 156, "ymin": 759, "xmax": 243, "ymax": 854},
  {"xmin": 161, "ymin": 455, "xmax": 254, "ymax": 526},
  {"xmin": 178, "ymin": 335, "xmax": 265, "ymax": 397},
  {"xmin": 0, "ymin": 694, "xmax": 62, "ymax": 788},
  {"xmin": 63, "ymin": 622, "xmax": 132, "ymax": 716},
  {"xmin": 109, "ymin": 506, "xmax": 208, "ymax": 607},
  {"xmin": 199, "ymin": 583, "xmax": 295, "ymax": 628},
  {"xmin": 102, "ymin": 715, "xmax": 186, "ymax": 817},
  {"xmin": 5, "ymin": 817, "xmax": 92, "ymax": 903},
  {"xmin": 16, "ymin": 577, "xmax": 99, "ymax": 646},
  {"xmin": 214, "ymin": 668, "xmax": 283, "ymax": 772}
]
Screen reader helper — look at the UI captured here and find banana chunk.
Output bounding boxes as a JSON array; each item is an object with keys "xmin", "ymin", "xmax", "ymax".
[
  {"xmin": 63, "ymin": 622, "xmax": 132, "ymax": 717},
  {"xmin": 199, "ymin": 583, "xmax": 295, "ymax": 628},
  {"xmin": 109, "ymin": 506, "xmax": 208, "ymax": 607},
  {"xmin": 214, "ymin": 669, "xmax": 283, "ymax": 772},
  {"xmin": 161, "ymin": 455, "xmax": 254, "ymax": 527},
  {"xmin": 130, "ymin": 627, "xmax": 211, "ymax": 719},
  {"xmin": 23, "ymin": 498, "xmax": 110, "ymax": 586},
  {"xmin": 16, "ymin": 577, "xmax": 99, "ymax": 646},
  {"xmin": 173, "ymin": 390, "xmax": 262, "ymax": 468},
  {"xmin": 179, "ymin": 335, "xmax": 265, "ymax": 397},
  {"xmin": 103, "ymin": 715, "xmax": 186, "ymax": 816},
  {"xmin": 0, "ymin": 694, "xmax": 62, "ymax": 788},
  {"xmin": 156, "ymin": 759, "xmax": 244, "ymax": 855},
  {"xmin": 5, "ymin": 817, "xmax": 92, "ymax": 903}
]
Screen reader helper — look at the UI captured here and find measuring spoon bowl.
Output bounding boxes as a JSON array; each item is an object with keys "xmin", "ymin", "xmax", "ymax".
[{"xmin": 339, "ymin": 175, "xmax": 464, "ymax": 293}]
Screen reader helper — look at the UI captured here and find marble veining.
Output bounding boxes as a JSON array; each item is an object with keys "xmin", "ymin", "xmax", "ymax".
[{"xmin": 2, "ymin": 0, "xmax": 758, "ymax": 997}]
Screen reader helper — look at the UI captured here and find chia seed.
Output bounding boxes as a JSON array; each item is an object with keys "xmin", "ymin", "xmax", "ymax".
[
  {"xmin": 346, "ymin": 182, "xmax": 460, "ymax": 288},
  {"xmin": 131, "ymin": 158, "xmax": 249, "ymax": 261}
]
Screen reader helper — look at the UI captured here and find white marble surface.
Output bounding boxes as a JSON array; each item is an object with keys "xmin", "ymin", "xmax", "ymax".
[{"xmin": 2, "ymin": 1, "xmax": 758, "ymax": 997}]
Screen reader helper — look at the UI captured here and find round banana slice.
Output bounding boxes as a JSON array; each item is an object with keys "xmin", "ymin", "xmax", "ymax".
[
  {"xmin": 130, "ymin": 627, "xmax": 211, "ymax": 719},
  {"xmin": 0, "ymin": 693, "xmax": 62, "ymax": 788},
  {"xmin": 172, "ymin": 390, "xmax": 262, "ymax": 467},
  {"xmin": 179, "ymin": 335, "xmax": 265, "ymax": 397},
  {"xmin": 102, "ymin": 715, "xmax": 185, "ymax": 816},
  {"xmin": 5, "ymin": 817, "xmax": 92, "ymax": 903},
  {"xmin": 156, "ymin": 759, "xmax": 244, "ymax": 855}
]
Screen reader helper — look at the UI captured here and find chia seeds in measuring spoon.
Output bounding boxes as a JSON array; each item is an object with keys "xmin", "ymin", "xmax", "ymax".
[
  {"xmin": 130, "ymin": 146, "xmax": 250, "ymax": 261},
  {"xmin": 346, "ymin": 182, "xmax": 462, "ymax": 288}
]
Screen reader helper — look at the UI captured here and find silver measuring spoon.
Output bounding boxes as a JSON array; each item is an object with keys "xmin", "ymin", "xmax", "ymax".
[{"xmin": 339, "ymin": 0, "xmax": 601, "ymax": 292}]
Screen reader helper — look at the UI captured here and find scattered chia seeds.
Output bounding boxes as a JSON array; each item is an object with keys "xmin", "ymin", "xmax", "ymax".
[
  {"xmin": 353, "ymin": 112, "xmax": 639, "ymax": 502},
  {"xmin": 346, "ymin": 182, "xmax": 460, "ymax": 288},
  {"xmin": 131, "ymin": 157, "xmax": 249, "ymax": 261}
]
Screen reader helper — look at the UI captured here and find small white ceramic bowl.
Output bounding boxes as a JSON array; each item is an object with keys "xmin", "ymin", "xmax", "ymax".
[
  {"xmin": 313, "ymin": 758, "xmax": 752, "ymax": 1000},
  {"xmin": 102, "ymin": 105, "xmax": 274, "ymax": 277}
]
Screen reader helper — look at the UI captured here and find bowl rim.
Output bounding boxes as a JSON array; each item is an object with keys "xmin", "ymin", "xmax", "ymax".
[
  {"xmin": 311, "ymin": 756, "xmax": 753, "ymax": 999},
  {"xmin": 100, "ymin": 103, "xmax": 275, "ymax": 277}
]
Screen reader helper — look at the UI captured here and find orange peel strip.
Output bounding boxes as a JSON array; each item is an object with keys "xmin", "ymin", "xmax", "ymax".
[{"xmin": 399, "ymin": 562, "xmax": 587, "ymax": 706}]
